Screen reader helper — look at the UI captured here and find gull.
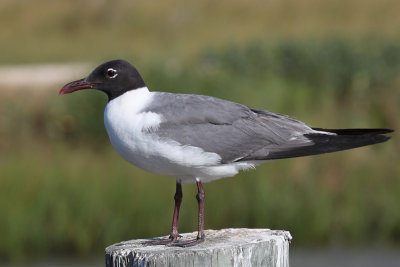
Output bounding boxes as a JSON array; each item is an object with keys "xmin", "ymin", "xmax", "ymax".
[{"xmin": 60, "ymin": 59, "xmax": 392, "ymax": 247}]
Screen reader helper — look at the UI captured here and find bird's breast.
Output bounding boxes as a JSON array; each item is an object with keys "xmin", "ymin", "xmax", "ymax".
[
  {"xmin": 103, "ymin": 89, "xmax": 164, "ymax": 171},
  {"xmin": 103, "ymin": 89, "xmax": 222, "ymax": 177}
]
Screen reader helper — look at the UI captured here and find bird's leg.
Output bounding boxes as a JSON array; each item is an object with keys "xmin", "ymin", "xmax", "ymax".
[
  {"xmin": 142, "ymin": 182, "xmax": 183, "ymax": 245},
  {"xmin": 196, "ymin": 179, "xmax": 205, "ymax": 241},
  {"xmin": 169, "ymin": 179, "xmax": 205, "ymax": 247},
  {"xmin": 169, "ymin": 182, "xmax": 183, "ymax": 240}
]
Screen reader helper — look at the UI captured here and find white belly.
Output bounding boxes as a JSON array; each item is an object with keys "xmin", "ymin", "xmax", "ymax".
[{"xmin": 103, "ymin": 88, "xmax": 259, "ymax": 183}]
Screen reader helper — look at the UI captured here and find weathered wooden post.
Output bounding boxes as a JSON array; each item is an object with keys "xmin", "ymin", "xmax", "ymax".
[{"xmin": 105, "ymin": 228, "xmax": 291, "ymax": 267}]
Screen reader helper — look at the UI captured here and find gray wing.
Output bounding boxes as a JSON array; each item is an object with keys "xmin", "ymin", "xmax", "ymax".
[{"xmin": 143, "ymin": 92, "xmax": 318, "ymax": 164}]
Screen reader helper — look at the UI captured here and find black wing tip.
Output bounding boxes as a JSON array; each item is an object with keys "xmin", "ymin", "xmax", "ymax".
[
  {"xmin": 312, "ymin": 128, "xmax": 394, "ymax": 135},
  {"xmin": 379, "ymin": 135, "xmax": 392, "ymax": 143},
  {"xmin": 304, "ymin": 129, "xmax": 392, "ymax": 152},
  {"xmin": 367, "ymin": 134, "xmax": 391, "ymax": 145},
  {"xmin": 237, "ymin": 128, "xmax": 393, "ymax": 162}
]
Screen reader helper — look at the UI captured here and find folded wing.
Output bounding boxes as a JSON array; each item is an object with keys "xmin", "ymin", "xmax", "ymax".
[{"xmin": 144, "ymin": 92, "xmax": 392, "ymax": 164}]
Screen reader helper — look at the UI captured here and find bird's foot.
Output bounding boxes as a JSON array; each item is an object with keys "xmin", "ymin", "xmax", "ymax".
[
  {"xmin": 167, "ymin": 235, "xmax": 205, "ymax": 247},
  {"xmin": 142, "ymin": 234, "xmax": 181, "ymax": 246}
]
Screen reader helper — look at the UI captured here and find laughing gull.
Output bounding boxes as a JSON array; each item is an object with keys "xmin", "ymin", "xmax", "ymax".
[{"xmin": 60, "ymin": 59, "xmax": 393, "ymax": 247}]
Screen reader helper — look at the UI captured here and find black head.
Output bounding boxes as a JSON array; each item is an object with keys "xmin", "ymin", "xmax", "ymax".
[{"xmin": 60, "ymin": 59, "xmax": 146, "ymax": 101}]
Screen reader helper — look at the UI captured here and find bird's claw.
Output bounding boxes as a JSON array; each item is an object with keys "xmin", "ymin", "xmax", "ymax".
[{"xmin": 166, "ymin": 236, "xmax": 205, "ymax": 247}]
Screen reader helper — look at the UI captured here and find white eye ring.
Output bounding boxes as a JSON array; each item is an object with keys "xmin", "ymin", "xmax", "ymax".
[{"xmin": 106, "ymin": 68, "xmax": 118, "ymax": 79}]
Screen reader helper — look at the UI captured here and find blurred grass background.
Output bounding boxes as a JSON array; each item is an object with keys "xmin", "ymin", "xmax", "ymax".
[{"xmin": 0, "ymin": 0, "xmax": 399, "ymax": 263}]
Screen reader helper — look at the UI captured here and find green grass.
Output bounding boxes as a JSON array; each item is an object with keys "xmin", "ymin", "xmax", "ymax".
[
  {"xmin": 1, "ymin": 39, "xmax": 399, "ymax": 261},
  {"xmin": 1, "ymin": 0, "xmax": 400, "ymax": 64}
]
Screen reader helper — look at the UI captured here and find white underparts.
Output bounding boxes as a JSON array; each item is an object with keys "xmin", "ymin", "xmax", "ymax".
[{"xmin": 104, "ymin": 88, "xmax": 256, "ymax": 183}]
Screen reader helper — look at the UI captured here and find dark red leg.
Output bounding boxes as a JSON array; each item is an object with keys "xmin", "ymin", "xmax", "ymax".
[
  {"xmin": 169, "ymin": 179, "xmax": 205, "ymax": 247},
  {"xmin": 143, "ymin": 180, "xmax": 205, "ymax": 247},
  {"xmin": 169, "ymin": 182, "xmax": 183, "ymax": 239},
  {"xmin": 196, "ymin": 179, "xmax": 205, "ymax": 240},
  {"xmin": 143, "ymin": 182, "xmax": 183, "ymax": 245}
]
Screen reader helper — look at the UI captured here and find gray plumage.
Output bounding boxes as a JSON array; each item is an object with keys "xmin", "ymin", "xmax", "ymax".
[{"xmin": 144, "ymin": 92, "xmax": 340, "ymax": 164}]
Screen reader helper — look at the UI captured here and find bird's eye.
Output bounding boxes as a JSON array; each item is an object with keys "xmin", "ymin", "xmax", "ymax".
[{"xmin": 105, "ymin": 68, "xmax": 118, "ymax": 79}]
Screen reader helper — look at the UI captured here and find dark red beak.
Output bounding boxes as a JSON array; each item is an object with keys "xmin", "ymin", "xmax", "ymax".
[{"xmin": 59, "ymin": 78, "xmax": 98, "ymax": 95}]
